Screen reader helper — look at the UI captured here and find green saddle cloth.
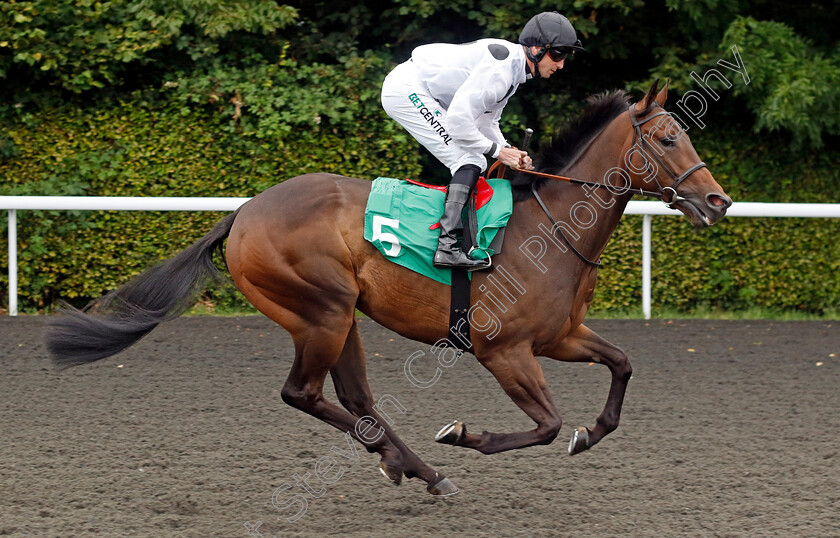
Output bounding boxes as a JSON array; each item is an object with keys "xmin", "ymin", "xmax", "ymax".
[{"xmin": 363, "ymin": 177, "xmax": 513, "ymax": 285}]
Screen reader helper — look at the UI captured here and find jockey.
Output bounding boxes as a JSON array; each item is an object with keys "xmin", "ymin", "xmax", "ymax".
[{"xmin": 381, "ymin": 12, "xmax": 584, "ymax": 271}]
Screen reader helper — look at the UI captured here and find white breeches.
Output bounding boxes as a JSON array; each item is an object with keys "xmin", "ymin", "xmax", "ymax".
[{"xmin": 381, "ymin": 61, "xmax": 487, "ymax": 176}]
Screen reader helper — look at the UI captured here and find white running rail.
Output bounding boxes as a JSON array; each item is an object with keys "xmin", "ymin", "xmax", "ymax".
[{"xmin": 3, "ymin": 197, "xmax": 840, "ymax": 318}]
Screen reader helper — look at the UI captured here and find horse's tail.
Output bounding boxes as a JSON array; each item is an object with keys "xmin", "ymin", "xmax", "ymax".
[{"xmin": 45, "ymin": 210, "xmax": 240, "ymax": 368}]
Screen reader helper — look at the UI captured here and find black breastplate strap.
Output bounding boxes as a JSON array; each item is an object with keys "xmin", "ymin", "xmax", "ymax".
[{"xmin": 531, "ymin": 183, "xmax": 602, "ymax": 267}]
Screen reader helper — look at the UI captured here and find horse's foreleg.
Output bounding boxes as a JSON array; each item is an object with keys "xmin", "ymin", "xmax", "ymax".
[
  {"xmin": 542, "ymin": 323, "xmax": 632, "ymax": 455},
  {"xmin": 438, "ymin": 344, "xmax": 563, "ymax": 455},
  {"xmin": 329, "ymin": 320, "xmax": 455, "ymax": 495}
]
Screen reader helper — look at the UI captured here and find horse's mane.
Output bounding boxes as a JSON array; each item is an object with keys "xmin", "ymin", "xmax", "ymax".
[{"xmin": 509, "ymin": 90, "xmax": 636, "ymax": 202}]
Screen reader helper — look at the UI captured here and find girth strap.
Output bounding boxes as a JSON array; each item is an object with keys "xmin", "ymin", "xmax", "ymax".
[{"xmin": 448, "ymin": 268, "xmax": 472, "ymax": 351}]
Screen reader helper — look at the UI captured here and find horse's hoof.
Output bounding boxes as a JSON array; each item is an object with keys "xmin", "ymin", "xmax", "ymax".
[
  {"xmin": 568, "ymin": 426, "xmax": 590, "ymax": 455},
  {"xmin": 427, "ymin": 476, "xmax": 459, "ymax": 496},
  {"xmin": 435, "ymin": 420, "xmax": 466, "ymax": 445},
  {"xmin": 378, "ymin": 461, "xmax": 402, "ymax": 486}
]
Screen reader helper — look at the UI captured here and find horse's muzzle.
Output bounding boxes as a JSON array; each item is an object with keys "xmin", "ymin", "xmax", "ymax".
[
  {"xmin": 678, "ymin": 191, "xmax": 732, "ymax": 227},
  {"xmin": 704, "ymin": 192, "xmax": 733, "ymax": 224}
]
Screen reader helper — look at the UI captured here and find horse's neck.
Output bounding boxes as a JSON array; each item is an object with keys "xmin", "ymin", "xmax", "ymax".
[{"xmin": 538, "ymin": 120, "xmax": 633, "ymax": 263}]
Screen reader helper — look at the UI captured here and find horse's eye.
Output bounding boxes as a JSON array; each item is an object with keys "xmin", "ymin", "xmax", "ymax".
[{"xmin": 660, "ymin": 138, "xmax": 676, "ymax": 147}]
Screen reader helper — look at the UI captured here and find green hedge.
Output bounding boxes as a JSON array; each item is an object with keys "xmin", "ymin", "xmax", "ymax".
[
  {"xmin": 0, "ymin": 88, "xmax": 421, "ymax": 311},
  {"xmin": 591, "ymin": 128, "xmax": 840, "ymax": 314},
  {"xmin": 2, "ymin": 96, "xmax": 839, "ymax": 315},
  {"xmin": 591, "ymin": 215, "xmax": 840, "ymax": 315}
]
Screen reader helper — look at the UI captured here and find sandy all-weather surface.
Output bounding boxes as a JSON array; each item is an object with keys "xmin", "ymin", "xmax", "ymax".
[{"xmin": 1, "ymin": 315, "xmax": 838, "ymax": 537}]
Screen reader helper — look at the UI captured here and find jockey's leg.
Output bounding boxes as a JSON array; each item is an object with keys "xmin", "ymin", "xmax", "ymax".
[{"xmin": 433, "ymin": 165, "xmax": 490, "ymax": 271}]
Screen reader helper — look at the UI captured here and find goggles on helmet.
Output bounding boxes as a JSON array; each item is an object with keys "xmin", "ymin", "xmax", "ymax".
[
  {"xmin": 544, "ymin": 39, "xmax": 583, "ymax": 62},
  {"xmin": 546, "ymin": 47, "xmax": 572, "ymax": 62}
]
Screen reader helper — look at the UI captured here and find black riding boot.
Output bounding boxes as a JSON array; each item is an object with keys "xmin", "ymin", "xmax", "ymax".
[{"xmin": 433, "ymin": 183, "xmax": 491, "ymax": 271}]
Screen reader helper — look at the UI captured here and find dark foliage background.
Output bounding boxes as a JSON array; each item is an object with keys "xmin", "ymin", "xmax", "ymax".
[{"xmin": 1, "ymin": 0, "xmax": 838, "ymax": 314}]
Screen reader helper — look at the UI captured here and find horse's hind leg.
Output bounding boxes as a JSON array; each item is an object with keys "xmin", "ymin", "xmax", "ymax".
[
  {"xmin": 279, "ymin": 323, "xmax": 397, "ymax": 454},
  {"xmin": 329, "ymin": 320, "xmax": 455, "ymax": 495},
  {"xmin": 239, "ymin": 287, "xmax": 391, "ymax": 470},
  {"xmin": 275, "ymin": 313, "xmax": 454, "ymax": 493}
]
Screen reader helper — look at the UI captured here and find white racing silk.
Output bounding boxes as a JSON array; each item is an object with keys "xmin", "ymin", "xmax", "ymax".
[{"xmin": 382, "ymin": 39, "xmax": 530, "ymax": 174}]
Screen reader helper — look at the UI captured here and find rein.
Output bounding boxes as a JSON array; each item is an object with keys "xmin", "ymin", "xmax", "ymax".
[{"xmin": 489, "ymin": 103, "xmax": 708, "ymax": 268}]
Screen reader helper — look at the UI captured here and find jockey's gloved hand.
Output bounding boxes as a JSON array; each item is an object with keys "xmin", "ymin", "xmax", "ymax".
[{"xmin": 498, "ymin": 146, "xmax": 532, "ymax": 170}]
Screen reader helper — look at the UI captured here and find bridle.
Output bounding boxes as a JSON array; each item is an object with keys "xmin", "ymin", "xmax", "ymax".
[
  {"xmin": 628, "ymin": 103, "xmax": 707, "ymax": 208},
  {"xmin": 493, "ymin": 103, "xmax": 708, "ymax": 267}
]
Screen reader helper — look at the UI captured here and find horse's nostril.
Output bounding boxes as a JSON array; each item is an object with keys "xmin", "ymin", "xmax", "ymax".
[{"xmin": 706, "ymin": 193, "xmax": 732, "ymax": 209}]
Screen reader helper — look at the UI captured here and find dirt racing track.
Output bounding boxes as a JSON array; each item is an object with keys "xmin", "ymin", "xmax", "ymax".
[{"xmin": 1, "ymin": 316, "xmax": 838, "ymax": 537}]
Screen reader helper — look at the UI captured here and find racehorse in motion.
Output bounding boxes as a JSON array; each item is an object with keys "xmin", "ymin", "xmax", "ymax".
[{"xmin": 47, "ymin": 82, "xmax": 732, "ymax": 496}]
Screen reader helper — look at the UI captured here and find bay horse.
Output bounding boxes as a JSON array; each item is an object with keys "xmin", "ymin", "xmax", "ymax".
[{"xmin": 46, "ymin": 82, "xmax": 732, "ymax": 496}]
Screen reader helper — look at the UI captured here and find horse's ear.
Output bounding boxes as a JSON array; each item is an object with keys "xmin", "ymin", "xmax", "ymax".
[
  {"xmin": 635, "ymin": 79, "xmax": 660, "ymax": 111},
  {"xmin": 655, "ymin": 78, "xmax": 669, "ymax": 107}
]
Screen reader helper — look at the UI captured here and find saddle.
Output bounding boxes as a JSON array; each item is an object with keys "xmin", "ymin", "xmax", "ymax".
[
  {"xmin": 404, "ymin": 176, "xmax": 502, "ymax": 259},
  {"xmin": 405, "ymin": 176, "xmax": 496, "ymax": 227},
  {"xmin": 364, "ymin": 176, "xmax": 511, "ymax": 283},
  {"xmin": 364, "ymin": 176, "xmax": 513, "ymax": 352}
]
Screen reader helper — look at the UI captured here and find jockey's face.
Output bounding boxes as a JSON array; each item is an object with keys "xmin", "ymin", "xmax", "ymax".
[{"xmin": 530, "ymin": 46, "xmax": 566, "ymax": 78}]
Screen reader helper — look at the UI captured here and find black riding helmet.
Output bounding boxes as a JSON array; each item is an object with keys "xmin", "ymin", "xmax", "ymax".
[{"xmin": 519, "ymin": 12, "xmax": 585, "ymax": 78}]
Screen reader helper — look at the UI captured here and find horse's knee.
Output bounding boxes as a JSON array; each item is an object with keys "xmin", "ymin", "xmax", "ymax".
[
  {"xmin": 622, "ymin": 360, "xmax": 633, "ymax": 382},
  {"xmin": 606, "ymin": 348, "xmax": 632, "ymax": 382},
  {"xmin": 617, "ymin": 357, "xmax": 632, "ymax": 382}
]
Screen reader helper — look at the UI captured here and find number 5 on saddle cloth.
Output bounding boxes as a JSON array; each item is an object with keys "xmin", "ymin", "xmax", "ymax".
[{"xmin": 364, "ymin": 176, "xmax": 513, "ymax": 285}]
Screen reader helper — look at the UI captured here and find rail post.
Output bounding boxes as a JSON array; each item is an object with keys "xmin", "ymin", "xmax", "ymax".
[
  {"xmin": 8, "ymin": 209, "xmax": 17, "ymax": 316},
  {"xmin": 642, "ymin": 214, "xmax": 651, "ymax": 320}
]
